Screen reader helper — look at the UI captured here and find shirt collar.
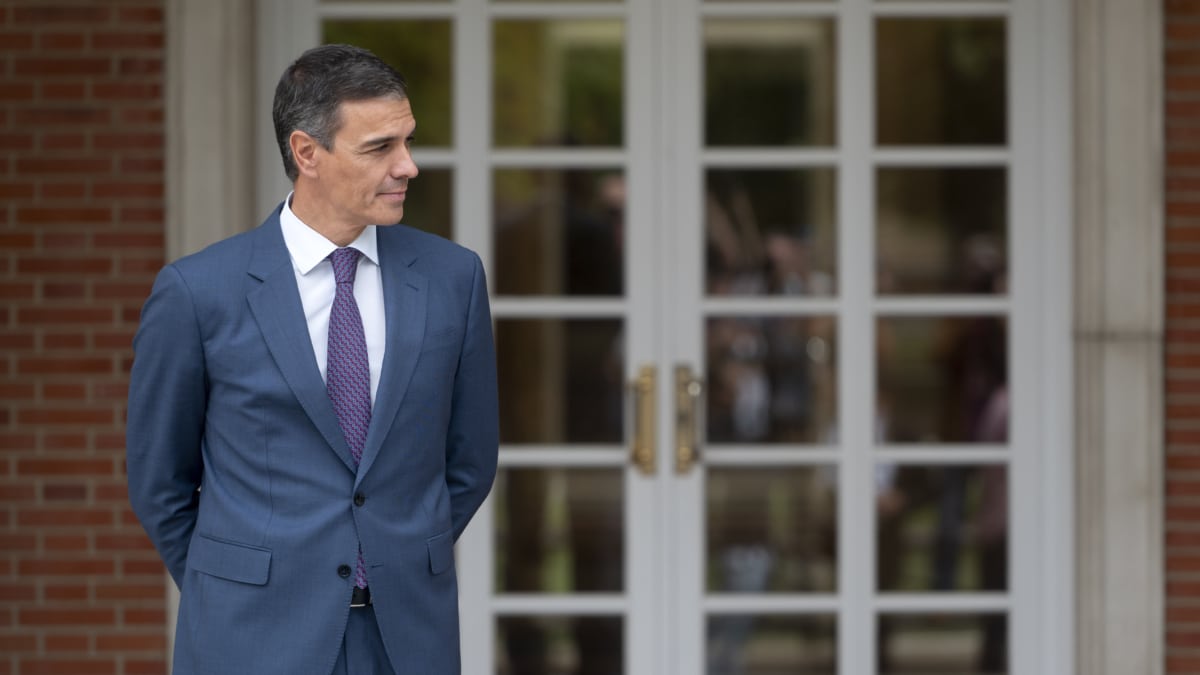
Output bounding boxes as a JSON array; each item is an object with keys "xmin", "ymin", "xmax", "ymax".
[{"xmin": 279, "ymin": 192, "xmax": 380, "ymax": 275}]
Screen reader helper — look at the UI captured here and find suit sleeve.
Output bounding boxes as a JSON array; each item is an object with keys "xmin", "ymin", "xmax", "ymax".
[
  {"xmin": 126, "ymin": 264, "xmax": 207, "ymax": 588},
  {"xmin": 445, "ymin": 252, "xmax": 499, "ymax": 541}
]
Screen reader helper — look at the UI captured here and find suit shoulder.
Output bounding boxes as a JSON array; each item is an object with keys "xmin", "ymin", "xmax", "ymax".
[{"xmin": 388, "ymin": 225, "xmax": 481, "ymax": 270}]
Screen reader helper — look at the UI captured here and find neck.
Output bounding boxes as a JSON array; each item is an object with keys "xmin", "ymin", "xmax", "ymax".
[{"xmin": 289, "ymin": 187, "xmax": 364, "ymax": 247}]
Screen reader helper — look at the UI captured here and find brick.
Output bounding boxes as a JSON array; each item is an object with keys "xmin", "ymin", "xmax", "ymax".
[
  {"xmin": 42, "ymin": 484, "xmax": 87, "ymax": 501},
  {"xmin": 0, "ymin": 534, "xmax": 36, "ymax": 551},
  {"xmin": 39, "ymin": 183, "xmax": 87, "ymax": 200},
  {"xmin": 118, "ymin": 157, "xmax": 162, "ymax": 174},
  {"xmin": 118, "ymin": 107, "xmax": 163, "ymax": 125},
  {"xmin": 93, "ymin": 133, "xmax": 162, "ymax": 150},
  {"xmin": 0, "ymin": 31, "xmax": 34, "ymax": 50},
  {"xmin": 93, "ymin": 484, "xmax": 127, "ymax": 503},
  {"xmin": 19, "ymin": 359, "xmax": 112, "ymax": 375},
  {"xmin": 0, "ymin": 433, "xmax": 36, "ymax": 451},
  {"xmin": 17, "ymin": 459, "xmax": 112, "ymax": 476},
  {"xmin": 118, "ymin": 58, "xmax": 161, "ymax": 75},
  {"xmin": 122, "ymin": 609, "xmax": 165, "ymax": 625},
  {"xmin": 92, "ymin": 33, "xmax": 163, "ymax": 50},
  {"xmin": 13, "ymin": 58, "xmax": 111, "ymax": 77},
  {"xmin": 18, "ymin": 608, "xmax": 115, "ymax": 626},
  {"xmin": 40, "ymin": 133, "xmax": 86, "ymax": 150},
  {"xmin": 38, "ymin": 32, "xmax": 86, "ymax": 50},
  {"xmin": 95, "ymin": 633, "xmax": 166, "ymax": 652},
  {"xmin": 12, "ymin": 7, "xmax": 111, "ymax": 24},
  {"xmin": 18, "ymin": 660, "xmax": 115, "ymax": 675},
  {"xmin": 94, "ymin": 535, "xmax": 153, "ymax": 552},
  {"xmin": 16, "ymin": 509, "xmax": 111, "ymax": 528},
  {"xmin": 42, "ymin": 635, "xmax": 89, "ymax": 653},
  {"xmin": 18, "ymin": 307, "xmax": 112, "ymax": 325},
  {"xmin": 125, "ymin": 660, "xmax": 168, "ymax": 675},
  {"xmin": 0, "ymin": 283, "xmax": 35, "ymax": 299},
  {"xmin": 91, "ymin": 81, "xmax": 160, "ymax": 101},
  {"xmin": 43, "ymin": 584, "xmax": 88, "ymax": 602},
  {"xmin": 41, "ymin": 534, "xmax": 89, "ymax": 552},
  {"xmin": 118, "ymin": 7, "xmax": 163, "ymax": 23},
  {"xmin": 0, "ymin": 81, "xmax": 34, "ymax": 99},
  {"xmin": 92, "ymin": 182, "xmax": 162, "ymax": 199},
  {"xmin": 17, "ymin": 409, "xmax": 113, "ymax": 426},
  {"xmin": 40, "ymin": 81, "xmax": 87, "ymax": 100},
  {"xmin": 0, "ymin": 134, "xmax": 34, "ymax": 152},
  {"xmin": 18, "ymin": 258, "xmax": 110, "ymax": 276},
  {"xmin": 15, "ymin": 158, "xmax": 111, "ymax": 174},
  {"xmin": 43, "ymin": 434, "xmax": 87, "ymax": 451},
  {"xmin": 121, "ymin": 559, "xmax": 166, "ymax": 577},
  {"xmin": 16, "ymin": 208, "xmax": 111, "ymax": 225},
  {"xmin": 41, "ymin": 333, "xmax": 88, "ymax": 350},
  {"xmin": 0, "ymin": 635, "xmax": 32, "ymax": 653}
]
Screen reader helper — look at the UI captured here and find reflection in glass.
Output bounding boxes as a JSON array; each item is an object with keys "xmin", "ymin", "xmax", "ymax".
[
  {"xmin": 323, "ymin": 20, "xmax": 453, "ymax": 146},
  {"xmin": 494, "ymin": 20, "xmax": 623, "ymax": 147},
  {"xmin": 876, "ymin": 18, "xmax": 1007, "ymax": 146},
  {"xmin": 707, "ymin": 468, "xmax": 837, "ymax": 592},
  {"xmin": 494, "ymin": 169, "xmax": 625, "ymax": 296},
  {"xmin": 495, "ymin": 468, "xmax": 624, "ymax": 594},
  {"xmin": 401, "ymin": 168, "xmax": 452, "ymax": 240},
  {"xmin": 876, "ymin": 316, "xmax": 1007, "ymax": 443},
  {"xmin": 878, "ymin": 613, "xmax": 1007, "ymax": 674},
  {"xmin": 497, "ymin": 615, "xmax": 623, "ymax": 675},
  {"xmin": 708, "ymin": 615, "xmax": 836, "ymax": 675},
  {"xmin": 705, "ymin": 19, "xmax": 836, "ymax": 146},
  {"xmin": 876, "ymin": 465, "xmax": 1008, "ymax": 592},
  {"xmin": 707, "ymin": 317, "xmax": 837, "ymax": 444},
  {"xmin": 877, "ymin": 168, "xmax": 1006, "ymax": 295},
  {"xmin": 706, "ymin": 169, "xmax": 836, "ymax": 296},
  {"xmin": 496, "ymin": 319, "xmax": 624, "ymax": 444}
]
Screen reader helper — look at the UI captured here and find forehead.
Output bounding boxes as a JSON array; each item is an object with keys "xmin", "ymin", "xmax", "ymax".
[{"xmin": 333, "ymin": 97, "xmax": 415, "ymax": 140}]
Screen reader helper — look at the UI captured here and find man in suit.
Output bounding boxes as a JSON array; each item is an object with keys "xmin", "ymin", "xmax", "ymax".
[{"xmin": 126, "ymin": 44, "xmax": 498, "ymax": 674}]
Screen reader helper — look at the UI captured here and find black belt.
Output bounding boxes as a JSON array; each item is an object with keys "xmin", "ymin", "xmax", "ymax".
[{"xmin": 350, "ymin": 586, "xmax": 372, "ymax": 608}]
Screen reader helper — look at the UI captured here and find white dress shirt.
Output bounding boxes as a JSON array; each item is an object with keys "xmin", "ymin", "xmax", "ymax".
[{"xmin": 279, "ymin": 194, "xmax": 385, "ymax": 405}]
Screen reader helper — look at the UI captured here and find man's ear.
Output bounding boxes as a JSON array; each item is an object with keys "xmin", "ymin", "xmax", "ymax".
[{"xmin": 290, "ymin": 130, "xmax": 322, "ymax": 178}]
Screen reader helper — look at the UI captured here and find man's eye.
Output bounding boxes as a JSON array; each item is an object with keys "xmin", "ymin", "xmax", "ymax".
[{"xmin": 372, "ymin": 144, "xmax": 390, "ymax": 153}]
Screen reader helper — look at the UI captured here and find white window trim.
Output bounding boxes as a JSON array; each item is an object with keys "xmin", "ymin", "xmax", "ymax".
[{"xmin": 1072, "ymin": 1, "xmax": 1165, "ymax": 674}]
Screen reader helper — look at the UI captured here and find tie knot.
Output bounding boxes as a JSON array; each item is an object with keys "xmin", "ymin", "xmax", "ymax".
[{"xmin": 330, "ymin": 247, "xmax": 361, "ymax": 285}]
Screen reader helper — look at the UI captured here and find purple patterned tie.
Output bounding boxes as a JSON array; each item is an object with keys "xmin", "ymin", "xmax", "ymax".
[{"xmin": 326, "ymin": 247, "xmax": 370, "ymax": 589}]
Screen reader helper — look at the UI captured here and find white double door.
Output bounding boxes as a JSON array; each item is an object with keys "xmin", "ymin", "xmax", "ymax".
[{"xmin": 260, "ymin": 0, "xmax": 1069, "ymax": 672}]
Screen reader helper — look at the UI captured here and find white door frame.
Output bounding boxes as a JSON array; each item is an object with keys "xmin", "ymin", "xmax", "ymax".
[{"xmin": 163, "ymin": 0, "xmax": 1162, "ymax": 672}]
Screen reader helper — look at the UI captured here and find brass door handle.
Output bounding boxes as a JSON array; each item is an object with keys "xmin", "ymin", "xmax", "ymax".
[
  {"xmin": 675, "ymin": 364, "xmax": 703, "ymax": 474},
  {"xmin": 630, "ymin": 365, "xmax": 656, "ymax": 475}
]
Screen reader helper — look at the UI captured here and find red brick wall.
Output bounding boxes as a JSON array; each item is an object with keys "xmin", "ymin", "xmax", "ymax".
[
  {"xmin": 0, "ymin": 2, "xmax": 168, "ymax": 674},
  {"xmin": 1168, "ymin": 1, "xmax": 1200, "ymax": 673}
]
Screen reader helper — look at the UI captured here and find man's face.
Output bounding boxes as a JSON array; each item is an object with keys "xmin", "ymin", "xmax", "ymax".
[{"xmin": 310, "ymin": 96, "xmax": 418, "ymax": 230}]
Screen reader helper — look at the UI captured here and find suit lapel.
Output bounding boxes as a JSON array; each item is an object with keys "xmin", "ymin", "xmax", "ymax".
[
  {"xmin": 245, "ymin": 214, "xmax": 358, "ymax": 473},
  {"xmin": 356, "ymin": 229, "xmax": 426, "ymax": 483}
]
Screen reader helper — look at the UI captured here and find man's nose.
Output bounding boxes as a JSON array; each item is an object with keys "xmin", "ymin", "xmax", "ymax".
[{"xmin": 392, "ymin": 150, "xmax": 418, "ymax": 179}]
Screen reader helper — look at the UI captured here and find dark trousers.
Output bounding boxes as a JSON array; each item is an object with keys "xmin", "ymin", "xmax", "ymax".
[{"xmin": 331, "ymin": 605, "xmax": 396, "ymax": 675}]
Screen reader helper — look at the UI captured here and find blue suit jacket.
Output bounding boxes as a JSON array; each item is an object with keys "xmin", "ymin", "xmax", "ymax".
[{"xmin": 126, "ymin": 206, "xmax": 499, "ymax": 674}]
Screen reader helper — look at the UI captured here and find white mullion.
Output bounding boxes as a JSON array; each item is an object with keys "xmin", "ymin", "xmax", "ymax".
[
  {"xmin": 872, "ymin": 2, "xmax": 1010, "ymax": 16},
  {"xmin": 669, "ymin": 0, "xmax": 707, "ymax": 674},
  {"xmin": 873, "ymin": 296, "xmax": 1011, "ymax": 315},
  {"xmin": 704, "ymin": 447, "xmax": 841, "ymax": 464},
  {"xmin": 872, "ymin": 446, "xmax": 1010, "ymax": 463},
  {"xmin": 701, "ymin": 148, "xmax": 840, "ymax": 166},
  {"xmin": 874, "ymin": 594, "xmax": 1012, "ymax": 613},
  {"xmin": 873, "ymin": 148, "xmax": 1010, "ymax": 165},
  {"xmin": 1034, "ymin": 0, "xmax": 1074, "ymax": 673},
  {"xmin": 492, "ymin": 595, "xmax": 628, "ymax": 615},
  {"xmin": 704, "ymin": 594, "xmax": 842, "ymax": 614},
  {"xmin": 490, "ymin": 149, "xmax": 627, "ymax": 167},
  {"xmin": 490, "ymin": 298, "xmax": 627, "ymax": 317},
  {"xmin": 701, "ymin": 2, "xmax": 840, "ymax": 17},
  {"xmin": 626, "ymin": 0, "xmax": 661, "ymax": 671},
  {"xmin": 838, "ymin": 0, "xmax": 874, "ymax": 673},
  {"xmin": 498, "ymin": 447, "xmax": 628, "ymax": 467},
  {"xmin": 489, "ymin": 2, "xmax": 628, "ymax": 18},
  {"xmin": 701, "ymin": 297, "xmax": 840, "ymax": 315},
  {"xmin": 454, "ymin": 1, "xmax": 492, "ymax": 673},
  {"xmin": 319, "ymin": 2, "xmax": 457, "ymax": 19},
  {"xmin": 1010, "ymin": 0, "xmax": 1044, "ymax": 671},
  {"xmin": 408, "ymin": 149, "xmax": 457, "ymax": 168}
]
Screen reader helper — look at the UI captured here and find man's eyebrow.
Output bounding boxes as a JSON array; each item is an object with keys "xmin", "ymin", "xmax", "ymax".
[{"xmin": 357, "ymin": 135, "xmax": 401, "ymax": 149}]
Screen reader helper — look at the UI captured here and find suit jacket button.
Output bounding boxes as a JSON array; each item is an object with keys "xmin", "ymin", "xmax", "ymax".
[
  {"xmin": 354, "ymin": 492, "xmax": 365, "ymax": 507},
  {"xmin": 337, "ymin": 564, "xmax": 352, "ymax": 579}
]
